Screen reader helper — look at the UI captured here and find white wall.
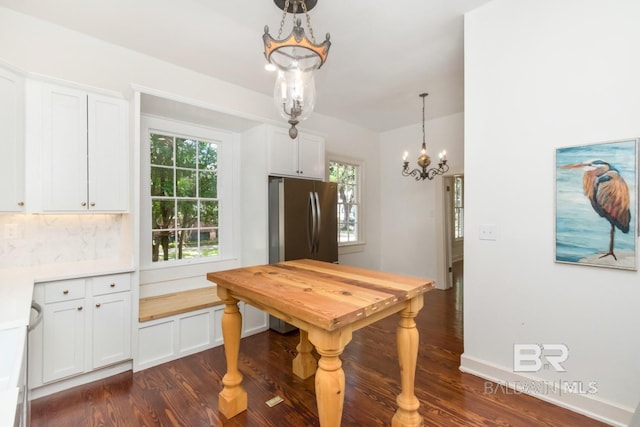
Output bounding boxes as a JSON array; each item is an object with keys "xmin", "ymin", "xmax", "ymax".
[
  {"xmin": 321, "ymin": 115, "xmax": 381, "ymax": 270},
  {"xmin": 379, "ymin": 112, "xmax": 464, "ymax": 287},
  {"xmin": 463, "ymin": 1, "xmax": 640, "ymax": 425},
  {"xmin": 0, "ymin": 6, "xmax": 381, "ymax": 271}
]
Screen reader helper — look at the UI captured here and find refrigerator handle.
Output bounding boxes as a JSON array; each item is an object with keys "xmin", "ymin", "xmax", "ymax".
[
  {"xmin": 314, "ymin": 191, "xmax": 321, "ymax": 252},
  {"xmin": 307, "ymin": 191, "xmax": 316, "ymax": 253}
]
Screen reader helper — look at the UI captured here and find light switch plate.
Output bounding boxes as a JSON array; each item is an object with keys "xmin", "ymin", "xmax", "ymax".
[{"xmin": 479, "ymin": 224, "xmax": 497, "ymax": 241}]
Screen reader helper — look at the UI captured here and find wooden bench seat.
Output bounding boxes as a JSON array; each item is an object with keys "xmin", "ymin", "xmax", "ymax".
[{"xmin": 139, "ymin": 287, "xmax": 223, "ymax": 322}]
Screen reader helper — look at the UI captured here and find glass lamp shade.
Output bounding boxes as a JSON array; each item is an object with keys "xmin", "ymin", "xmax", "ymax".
[
  {"xmin": 273, "ymin": 68, "xmax": 316, "ymax": 122},
  {"xmin": 269, "ymin": 45, "xmax": 323, "ymax": 73}
]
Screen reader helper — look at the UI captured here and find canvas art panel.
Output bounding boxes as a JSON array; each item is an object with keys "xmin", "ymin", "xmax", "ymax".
[{"xmin": 556, "ymin": 139, "xmax": 637, "ymax": 270}]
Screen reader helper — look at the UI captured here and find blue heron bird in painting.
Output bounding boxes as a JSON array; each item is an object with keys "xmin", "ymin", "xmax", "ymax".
[{"xmin": 562, "ymin": 159, "xmax": 630, "ymax": 261}]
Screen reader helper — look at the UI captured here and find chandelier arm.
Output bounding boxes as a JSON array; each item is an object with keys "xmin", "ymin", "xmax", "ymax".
[
  {"xmin": 403, "ymin": 162, "xmax": 449, "ymax": 181},
  {"xmin": 402, "ymin": 166, "xmax": 422, "ymax": 181}
]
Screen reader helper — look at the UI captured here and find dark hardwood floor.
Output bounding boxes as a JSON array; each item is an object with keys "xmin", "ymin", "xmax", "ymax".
[{"xmin": 31, "ymin": 262, "xmax": 606, "ymax": 426}]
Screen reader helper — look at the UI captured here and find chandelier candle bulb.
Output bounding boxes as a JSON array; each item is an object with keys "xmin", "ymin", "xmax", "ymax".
[{"xmin": 280, "ymin": 80, "xmax": 287, "ymax": 99}]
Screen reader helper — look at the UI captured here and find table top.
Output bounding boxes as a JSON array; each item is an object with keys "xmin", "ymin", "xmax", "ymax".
[{"xmin": 207, "ymin": 259, "xmax": 434, "ymax": 331}]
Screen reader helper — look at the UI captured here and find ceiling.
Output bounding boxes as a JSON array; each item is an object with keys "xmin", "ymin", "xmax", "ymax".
[{"xmin": 0, "ymin": 0, "xmax": 491, "ymax": 132}]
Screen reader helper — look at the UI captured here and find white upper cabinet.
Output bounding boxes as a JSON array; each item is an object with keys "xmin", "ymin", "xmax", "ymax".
[
  {"xmin": 36, "ymin": 82, "xmax": 129, "ymax": 212},
  {"xmin": 297, "ymin": 132, "xmax": 326, "ymax": 180},
  {"xmin": 0, "ymin": 66, "xmax": 25, "ymax": 212},
  {"xmin": 87, "ymin": 94, "xmax": 130, "ymax": 211},
  {"xmin": 267, "ymin": 126, "xmax": 325, "ymax": 180}
]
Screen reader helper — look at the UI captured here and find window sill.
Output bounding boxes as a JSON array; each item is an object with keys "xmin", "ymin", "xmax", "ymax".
[
  {"xmin": 139, "ymin": 256, "xmax": 240, "ymax": 286},
  {"xmin": 140, "ymin": 255, "xmax": 237, "ymax": 271},
  {"xmin": 338, "ymin": 242, "xmax": 366, "ymax": 255}
]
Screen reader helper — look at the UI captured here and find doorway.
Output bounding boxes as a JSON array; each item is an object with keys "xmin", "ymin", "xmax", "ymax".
[{"xmin": 443, "ymin": 174, "xmax": 464, "ymax": 289}]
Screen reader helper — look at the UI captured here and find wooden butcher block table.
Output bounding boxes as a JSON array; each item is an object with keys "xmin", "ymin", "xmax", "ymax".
[{"xmin": 207, "ymin": 259, "xmax": 434, "ymax": 427}]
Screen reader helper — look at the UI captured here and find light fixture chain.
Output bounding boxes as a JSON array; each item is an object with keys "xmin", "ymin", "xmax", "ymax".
[
  {"xmin": 301, "ymin": 1, "xmax": 317, "ymax": 44},
  {"xmin": 422, "ymin": 94, "xmax": 426, "ymax": 145},
  {"xmin": 277, "ymin": 0, "xmax": 291, "ymax": 39}
]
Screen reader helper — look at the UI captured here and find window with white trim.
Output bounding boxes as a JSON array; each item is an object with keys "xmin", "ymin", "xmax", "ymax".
[
  {"xmin": 454, "ymin": 175, "xmax": 464, "ymax": 240},
  {"xmin": 329, "ymin": 159, "xmax": 363, "ymax": 245},
  {"xmin": 141, "ymin": 116, "xmax": 234, "ymax": 266}
]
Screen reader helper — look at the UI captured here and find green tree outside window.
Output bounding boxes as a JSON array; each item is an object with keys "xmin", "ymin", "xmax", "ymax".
[
  {"xmin": 329, "ymin": 161, "xmax": 360, "ymax": 244},
  {"xmin": 150, "ymin": 133, "xmax": 219, "ymax": 262}
]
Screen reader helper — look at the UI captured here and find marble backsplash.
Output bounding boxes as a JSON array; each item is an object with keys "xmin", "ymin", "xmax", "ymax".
[{"xmin": 0, "ymin": 214, "xmax": 127, "ymax": 268}]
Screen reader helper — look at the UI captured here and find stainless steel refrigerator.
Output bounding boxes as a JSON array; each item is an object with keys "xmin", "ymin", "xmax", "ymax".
[
  {"xmin": 268, "ymin": 176, "xmax": 338, "ymax": 331},
  {"xmin": 268, "ymin": 176, "xmax": 338, "ymax": 264}
]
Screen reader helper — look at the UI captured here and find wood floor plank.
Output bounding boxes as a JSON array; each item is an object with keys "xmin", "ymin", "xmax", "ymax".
[{"xmin": 31, "ymin": 262, "xmax": 607, "ymax": 426}]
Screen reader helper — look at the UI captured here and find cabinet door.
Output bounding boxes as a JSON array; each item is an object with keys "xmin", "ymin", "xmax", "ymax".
[
  {"xmin": 92, "ymin": 292, "xmax": 131, "ymax": 369},
  {"xmin": 41, "ymin": 85, "xmax": 88, "ymax": 211},
  {"xmin": 242, "ymin": 304, "xmax": 268, "ymax": 337},
  {"xmin": 267, "ymin": 127, "xmax": 300, "ymax": 177},
  {"xmin": 0, "ymin": 67, "xmax": 25, "ymax": 212},
  {"xmin": 88, "ymin": 94, "xmax": 129, "ymax": 211},
  {"xmin": 42, "ymin": 299, "xmax": 85, "ymax": 383},
  {"xmin": 298, "ymin": 133, "xmax": 325, "ymax": 180}
]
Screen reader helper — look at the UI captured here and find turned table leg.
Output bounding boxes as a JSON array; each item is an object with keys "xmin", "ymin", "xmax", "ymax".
[
  {"xmin": 293, "ymin": 329, "xmax": 317, "ymax": 379},
  {"xmin": 392, "ymin": 295, "xmax": 424, "ymax": 427},
  {"xmin": 217, "ymin": 290, "xmax": 247, "ymax": 419},
  {"xmin": 308, "ymin": 327, "xmax": 352, "ymax": 427}
]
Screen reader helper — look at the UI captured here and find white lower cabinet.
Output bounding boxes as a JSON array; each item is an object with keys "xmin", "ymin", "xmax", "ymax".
[
  {"xmin": 30, "ymin": 273, "xmax": 132, "ymax": 389},
  {"xmin": 213, "ymin": 303, "xmax": 268, "ymax": 347},
  {"xmin": 42, "ymin": 299, "xmax": 86, "ymax": 383},
  {"xmin": 137, "ymin": 301, "xmax": 268, "ymax": 371},
  {"xmin": 92, "ymin": 291, "xmax": 131, "ymax": 369}
]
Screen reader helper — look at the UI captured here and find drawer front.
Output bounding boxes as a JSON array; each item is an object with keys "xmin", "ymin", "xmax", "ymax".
[
  {"xmin": 44, "ymin": 279, "xmax": 85, "ymax": 304},
  {"xmin": 92, "ymin": 273, "xmax": 131, "ymax": 296}
]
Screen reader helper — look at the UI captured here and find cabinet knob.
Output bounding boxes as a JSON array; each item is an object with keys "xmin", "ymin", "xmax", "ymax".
[
  {"xmin": 90, "ymin": 202, "xmax": 96, "ymax": 207},
  {"xmin": 95, "ymin": 303, "xmax": 101, "ymax": 308},
  {"xmin": 77, "ymin": 306, "xmax": 83, "ymax": 311},
  {"xmin": 18, "ymin": 202, "xmax": 24, "ymax": 207},
  {"xmin": 110, "ymin": 283, "xmax": 116, "ymax": 288},
  {"xmin": 81, "ymin": 202, "xmax": 87, "ymax": 207},
  {"xmin": 63, "ymin": 290, "xmax": 69, "ymax": 295},
  {"xmin": 300, "ymin": 170, "xmax": 303, "ymax": 174}
]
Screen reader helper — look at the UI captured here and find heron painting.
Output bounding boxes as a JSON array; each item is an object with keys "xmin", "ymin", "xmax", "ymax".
[{"xmin": 556, "ymin": 139, "xmax": 637, "ymax": 270}]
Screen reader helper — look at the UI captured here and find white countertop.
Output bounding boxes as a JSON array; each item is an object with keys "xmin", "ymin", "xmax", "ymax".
[
  {"xmin": 0, "ymin": 260, "xmax": 133, "ymax": 427},
  {"xmin": 0, "ymin": 260, "xmax": 133, "ymax": 331},
  {"xmin": 0, "ymin": 271, "xmax": 33, "ymax": 331}
]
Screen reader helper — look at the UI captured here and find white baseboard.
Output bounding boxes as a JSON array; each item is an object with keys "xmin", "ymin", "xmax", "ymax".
[{"xmin": 459, "ymin": 354, "xmax": 633, "ymax": 427}]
